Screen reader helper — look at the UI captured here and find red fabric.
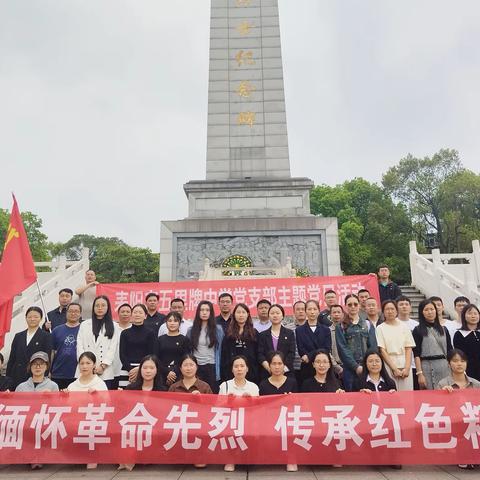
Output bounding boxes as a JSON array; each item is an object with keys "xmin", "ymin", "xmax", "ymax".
[
  {"xmin": 0, "ymin": 299, "xmax": 13, "ymax": 350},
  {"xmin": 0, "ymin": 195, "xmax": 37, "ymax": 348},
  {"xmin": 0, "ymin": 390, "xmax": 478, "ymax": 465},
  {"xmin": 97, "ymin": 275, "xmax": 379, "ymax": 319}
]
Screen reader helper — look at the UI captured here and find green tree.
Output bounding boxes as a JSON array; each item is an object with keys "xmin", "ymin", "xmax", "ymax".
[
  {"xmin": 53, "ymin": 234, "xmax": 159, "ymax": 283},
  {"xmin": 0, "ymin": 209, "xmax": 50, "ymax": 261},
  {"xmin": 50, "ymin": 234, "xmax": 127, "ymax": 260},
  {"xmin": 311, "ymin": 178, "xmax": 413, "ymax": 283},
  {"xmin": 91, "ymin": 244, "xmax": 159, "ymax": 283},
  {"xmin": 382, "ymin": 149, "xmax": 464, "ymax": 250},
  {"xmin": 437, "ymin": 170, "xmax": 480, "ymax": 252}
]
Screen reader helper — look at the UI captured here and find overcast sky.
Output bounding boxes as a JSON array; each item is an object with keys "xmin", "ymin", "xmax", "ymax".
[{"xmin": 1, "ymin": 1, "xmax": 479, "ymax": 251}]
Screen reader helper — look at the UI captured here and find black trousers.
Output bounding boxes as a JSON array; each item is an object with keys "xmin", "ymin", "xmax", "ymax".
[{"xmin": 197, "ymin": 364, "xmax": 218, "ymax": 393}]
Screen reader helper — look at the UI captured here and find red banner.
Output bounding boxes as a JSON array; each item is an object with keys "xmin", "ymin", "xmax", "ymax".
[
  {"xmin": 97, "ymin": 275, "xmax": 379, "ymax": 319},
  {"xmin": 0, "ymin": 391, "xmax": 479, "ymax": 465}
]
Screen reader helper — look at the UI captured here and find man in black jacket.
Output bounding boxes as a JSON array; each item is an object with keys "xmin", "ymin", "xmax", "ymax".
[{"xmin": 377, "ymin": 265, "xmax": 402, "ymax": 303}]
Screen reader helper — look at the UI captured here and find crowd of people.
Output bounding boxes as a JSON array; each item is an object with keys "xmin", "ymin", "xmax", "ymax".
[{"xmin": 0, "ymin": 266, "xmax": 479, "ymax": 471}]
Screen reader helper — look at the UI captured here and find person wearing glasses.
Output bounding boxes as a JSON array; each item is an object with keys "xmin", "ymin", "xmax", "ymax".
[{"xmin": 336, "ymin": 294, "xmax": 377, "ymax": 391}]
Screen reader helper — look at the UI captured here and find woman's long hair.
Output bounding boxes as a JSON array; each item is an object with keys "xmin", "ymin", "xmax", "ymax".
[
  {"xmin": 460, "ymin": 304, "xmax": 480, "ymax": 331},
  {"xmin": 227, "ymin": 303, "xmax": 256, "ymax": 341},
  {"xmin": 92, "ymin": 295, "xmax": 114, "ymax": 339},
  {"xmin": 360, "ymin": 349, "xmax": 395, "ymax": 389},
  {"xmin": 190, "ymin": 301, "xmax": 218, "ymax": 349},
  {"xmin": 127, "ymin": 355, "xmax": 166, "ymax": 391},
  {"xmin": 417, "ymin": 298, "xmax": 444, "ymax": 337}
]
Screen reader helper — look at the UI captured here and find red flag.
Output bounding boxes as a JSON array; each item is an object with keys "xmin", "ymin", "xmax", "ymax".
[{"xmin": 0, "ymin": 195, "xmax": 37, "ymax": 349}]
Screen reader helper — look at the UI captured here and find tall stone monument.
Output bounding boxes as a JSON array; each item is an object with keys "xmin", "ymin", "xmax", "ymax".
[{"xmin": 160, "ymin": 0, "xmax": 341, "ymax": 280}]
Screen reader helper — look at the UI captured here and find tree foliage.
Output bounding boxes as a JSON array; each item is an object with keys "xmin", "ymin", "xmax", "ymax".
[
  {"xmin": 53, "ymin": 234, "xmax": 159, "ymax": 283},
  {"xmin": 311, "ymin": 178, "xmax": 413, "ymax": 283},
  {"xmin": 437, "ymin": 170, "xmax": 480, "ymax": 252},
  {"xmin": 382, "ymin": 149, "xmax": 464, "ymax": 250},
  {"xmin": 0, "ymin": 209, "xmax": 50, "ymax": 261}
]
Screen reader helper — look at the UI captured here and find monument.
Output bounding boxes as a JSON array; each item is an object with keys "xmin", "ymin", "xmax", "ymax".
[{"xmin": 160, "ymin": 0, "xmax": 341, "ymax": 281}]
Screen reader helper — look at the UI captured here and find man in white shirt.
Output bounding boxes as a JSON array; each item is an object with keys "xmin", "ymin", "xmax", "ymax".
[
  {"xmin": 396, "ymin": 295, "xmax": 418, "ymax": 331},
  {"xmin": 431, "ymin": 296, "xmax": 457, "ymax": 345},
  {"xmin": 253, "ymin": 299, "xmax": 272, "ymax": 332},
  {"xmin": 454, "ymin": 296, "xmax": 470, "ymax": 325},
  {"xmin": 158, "ymin": 298, "xmax": 192, "ymax": 336},
  {"xmin": 396, "ymin": 295, "xmax": 419, "ymax": 390}
]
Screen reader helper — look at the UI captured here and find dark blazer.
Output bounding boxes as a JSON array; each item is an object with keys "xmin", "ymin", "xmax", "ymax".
[
  {"xmin": 6, "ymin": 328, "xmax": 52, "ymax": 388},
  {"xmin": 357, "ymin": 376, "xmax": 396, "ymax": 392},
  {"xmin": 221, "ymin": 335, "xmax": 258, "ymax": 383},
  {"xmin": 257, "ymin": 326, "xmax": 296, "ymax": 377},
  {"xmin": 295, "ymin": 322, "xmax": 332, "ymax": 361}
]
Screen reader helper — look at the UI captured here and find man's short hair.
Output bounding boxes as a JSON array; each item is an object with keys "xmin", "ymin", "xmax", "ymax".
[
  {"xmin": 430, "ymin": 296, "xmax": 443, "ymax": 305},
  {"xmin": 378, "ymin": 264, "xmax": 389, "ymax": 270},
  {"xmin": 145, "ymin": 292, "xmax": 159, "ymax": 301},
  {"xmin": 293, "ymin": 301, "xmax": 306, "ymax": 309},
  {"xmin": 330, "ymin": 304, "xmax": 343, "ymax": 312},
  {"xmin": 454, "ymin": 296, "xmax": 470, "ymax": 306},
  {"xmin": 324, "ymin": 289, "xmax": 337, "ymax": 297},
  {"xmin": 257, "ymin": 299, "xmax": 272, "ymax": 308},
  {"xmin": 395, "ymin": 295, "xmax": 411, "ymax": 304},
  {"xmin": 358, "ymin": 288, "xmax": 370, "ymax": 295},
  {"xmin": 59, "ymin": 288, "xmax": 73, "ymax": 296},
  {"xmin": 218, "ymin": 292, "xmax": 233, "ymax": 301},
  {"xmin": 66, "ymin": 302, "xmax": 82, "ymax": 312},
  {"xmin": 170, "ymin": 298, "xmax": 185, "ymax": 306}
]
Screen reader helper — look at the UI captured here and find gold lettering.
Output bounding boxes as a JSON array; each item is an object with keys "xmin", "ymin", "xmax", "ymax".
[
  {"xmin": 235, "ymin": 50, "xmax": 255, "ymax": 66},
  {"xmin": 236, "ymin": 81, "xmax": 255, "ymax": 98},
  {"xmin": 236, "ymin": 21, "xmax": 253, "ymax": 36},
  {"xmin": 237, "ymin": 111, "xmax": 256, "ymax": 127}
]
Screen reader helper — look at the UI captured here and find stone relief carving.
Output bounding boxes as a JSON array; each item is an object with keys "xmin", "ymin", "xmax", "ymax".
[{"xmin": 176, "ymin": 235, "xmax": 323, "ymax": 280}]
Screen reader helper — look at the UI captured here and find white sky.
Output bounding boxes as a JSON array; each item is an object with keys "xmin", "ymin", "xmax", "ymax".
[{"xmin": 1, "ymin": 0, "xmax": 479, "ymax": 251}]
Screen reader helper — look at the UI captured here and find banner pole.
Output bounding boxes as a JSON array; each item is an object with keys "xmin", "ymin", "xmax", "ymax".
[{"xmin": 35, "ymin": 279, "xmax": 50, "ymax": 331}]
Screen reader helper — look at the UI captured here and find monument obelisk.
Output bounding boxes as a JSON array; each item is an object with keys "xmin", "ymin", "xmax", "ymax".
[{"xmin": 160, "ymin": 0, "xmax": 340, "ymax": 280}]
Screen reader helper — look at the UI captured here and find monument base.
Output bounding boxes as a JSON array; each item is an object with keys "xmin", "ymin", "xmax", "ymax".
[
  {"xmin": 183, "ymin": 177, "xmax": 314, "ymax": 219},
  {"xmin": 159, "ymin": 215, "xmax": 341, "ymax": 281}
]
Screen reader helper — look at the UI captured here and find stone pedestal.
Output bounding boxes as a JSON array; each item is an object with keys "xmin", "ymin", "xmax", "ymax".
[
  {"xmin": 160, "ymin": 216, "xmax": 341, "ymax": 281},
  {"xmin": 159, "ymin": 0, "xmax": 341, "ymax": 281}
]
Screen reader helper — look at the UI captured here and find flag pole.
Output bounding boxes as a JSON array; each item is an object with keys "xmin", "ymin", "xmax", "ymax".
[{"xmin": 35, "ymin": 279, "xmax": 51, "ymax": 331}]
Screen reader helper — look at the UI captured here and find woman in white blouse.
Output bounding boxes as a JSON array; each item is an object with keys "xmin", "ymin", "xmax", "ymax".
[
  {"xmin": 77, "ymin": 295, "xmax": 120, "ymax": 389},
  {"xmin": 219, "ymin": 356, "xmax": 259, "ymax": 472}
]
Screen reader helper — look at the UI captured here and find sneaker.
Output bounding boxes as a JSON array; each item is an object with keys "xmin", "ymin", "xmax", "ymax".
[
  {"xmin": 286, "ymin": 464, "xmax": 298, "ymax": 472},
  {"xmin": 224, "ymin": 464, "xmax": 235, "ymax": 472}
]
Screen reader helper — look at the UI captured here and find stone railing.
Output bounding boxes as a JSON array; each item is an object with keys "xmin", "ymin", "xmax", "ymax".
[
  {"xmin": 199, "ymin": 257, "xmax": 297, "ymax": 280},
  {"xmin": 1, "ymin": 248, "xmax": 90, "ymax": 360},
  {"xmin": 409, "ymin": 240, "xmax": 480, "ymax": 318}
]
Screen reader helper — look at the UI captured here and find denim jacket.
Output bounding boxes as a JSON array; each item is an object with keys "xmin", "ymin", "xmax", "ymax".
[{"xmin": 335, "ymin": 318, "xmax": 377, "ymax": 372}]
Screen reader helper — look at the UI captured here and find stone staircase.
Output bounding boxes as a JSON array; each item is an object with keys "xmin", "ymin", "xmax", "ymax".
[
  {"xmin": 399, "ymin": 285, "xmax": 454, "ymax": 321},
  {"xmin": 399, "ymin": 285, "xmax": 426, "ymax": 321}
]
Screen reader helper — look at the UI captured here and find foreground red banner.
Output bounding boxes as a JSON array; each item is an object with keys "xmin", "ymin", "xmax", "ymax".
[
  {"xmin": 0, "ymin": 391, "xmax": 479, "ymax": 465},
  {"xmin": 97, "ymin": 275, "xmax": 379, "ymax": 318}
]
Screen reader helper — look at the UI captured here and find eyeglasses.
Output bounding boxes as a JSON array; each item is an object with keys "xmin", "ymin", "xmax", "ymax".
[
  {"xmin": 31, "ymin": 361, "xmax": 46, "ymax": 367},
  {"xmin": 347, "ymin": 302, "xmax": 359, "ymax": 307}
]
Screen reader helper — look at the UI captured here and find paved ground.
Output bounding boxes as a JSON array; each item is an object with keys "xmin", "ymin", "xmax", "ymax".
[{"xmin": 0, "ymin": 464, "xmax": 477, "ymax": 480}]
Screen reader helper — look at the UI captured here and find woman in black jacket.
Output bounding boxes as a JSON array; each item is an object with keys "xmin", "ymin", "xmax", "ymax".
[
  {"xmin": 258, "ymin": 304, "xmax": 296, "ymax": 380},
  {"xmin": 221, "ymin": 303, "xmax": 258, "ymax": 383},
  {"xmin": 358, "ymin": 349, "xmax": 396, "ymax": 393},
  {"xmin": 6, "ymin": 306, "xmax": 52, "ymax": 389}
]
